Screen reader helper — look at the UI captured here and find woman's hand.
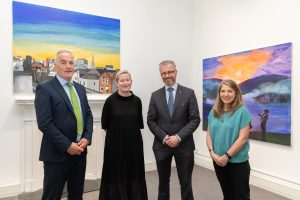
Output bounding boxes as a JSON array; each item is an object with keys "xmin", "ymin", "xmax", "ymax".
[
  {"xmin": 210, "ymin": 150, "xmax": 220, "ymax": 163},
  {"xmin": 215, "ymin": 154, "xmax": 229, "ymax": 167}
]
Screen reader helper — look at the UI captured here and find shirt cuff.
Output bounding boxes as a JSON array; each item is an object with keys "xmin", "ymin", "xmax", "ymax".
[
  {"xmin": 163, "ymin": 135, "xmax": 168, "ymax": 144},
  {"xmin": 76, "ymin": 134, "xmax": 81, "ymax": 142},
  {"xmin": 175, "ymin": 134, "xmax": 181, "ymax": 143}
]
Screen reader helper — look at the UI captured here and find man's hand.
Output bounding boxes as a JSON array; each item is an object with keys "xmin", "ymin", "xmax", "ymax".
[
  {"xmin": 78, "ymin": 138, "xmax": 89, "ymax": 149},
  {"xmin": 165, "ymin": 135, "xmax": 179, "ymax": 148},
  {"xmin": 66, "ymin": 142, "xmax": 84, "ymax": 155}
]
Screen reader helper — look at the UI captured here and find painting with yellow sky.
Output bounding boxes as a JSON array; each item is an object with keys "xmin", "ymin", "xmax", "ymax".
[
  {"xmin": 13, "ymin": 1, "xmax": 120, "ymax": 94},
  {"xmin": 203, "ymin": 43, "xmax": 291, "ymax": 146}
]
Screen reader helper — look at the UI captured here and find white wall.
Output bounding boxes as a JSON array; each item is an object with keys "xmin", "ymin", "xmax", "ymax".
[
  {"xmin": 0, "ymin": 0, "xmax": 194, "ymax": 197},
  {"xmin": 0, "ymin": 0, "xmax": 22, "ymax": 195},
  {"xmin": 192, "ymin": 0, "xmax": 300, "ymax": 199}
]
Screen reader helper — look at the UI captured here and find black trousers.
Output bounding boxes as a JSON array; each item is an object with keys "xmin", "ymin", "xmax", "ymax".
[
  {"xmin": 42, "ymin": 155, "xmax": 87, "ymax": 200},
  {"xmin": 213, "ymin": 160, "xmax": 251, "ymax": 200},
  {"xmin": 154, "ymin": 150, "xmax": 194, "ymax": 200}
]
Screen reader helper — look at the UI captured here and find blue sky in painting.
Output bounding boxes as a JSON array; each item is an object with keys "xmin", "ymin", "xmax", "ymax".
[
  {"xmin": 13, "ymin": 1, "xmax": 119, "ymax": 31},
  {"xmin": 13, "ymin": 1, "xmax": 120, "ymax": 55}
]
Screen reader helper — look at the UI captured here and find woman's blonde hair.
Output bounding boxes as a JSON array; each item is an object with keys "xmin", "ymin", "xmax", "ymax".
[
  {"xmin": 115, "ymin": 70, "xmax": 131, "ymax": 81},
  {"xmin": 213, "ymin": 79, "xmax": 243, "ymax": 118}
]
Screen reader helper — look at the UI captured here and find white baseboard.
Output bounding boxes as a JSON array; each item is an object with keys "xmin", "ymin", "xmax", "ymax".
[
  {"xmin": 145, "ymin": 160, "xmax": 157, "ymax": 171},
  {"xmin": 0, "ymin": 179, "xmax": 20, "ymax": 198},
  {"xmin": 194, "ymin": 151, "xmax": 214, "ymax": 170},
  {"xmin": 194, "ymin": 152, "xmax": 300, "ymax": 200},
  {"xmin": 250, "ymin": 169, "xmax": 300, "ymax": 200},
  {"xmin": 145, "ymin": 159, "xmax": 176, "ymax": 172}
]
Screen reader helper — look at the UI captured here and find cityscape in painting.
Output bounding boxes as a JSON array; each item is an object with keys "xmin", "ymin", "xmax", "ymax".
[{"xmin": 13, "ymin": 1, "xmax": 120, "ymax": 94}]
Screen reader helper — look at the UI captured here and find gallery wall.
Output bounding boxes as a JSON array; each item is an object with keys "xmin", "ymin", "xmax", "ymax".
[
  {"xmin": 0, "ymin": 0, "xmax": 195, "ymax": 197},
  {"xmin": 1, "ymin": 0, "xmax": 300, "ymax": 199},
  {"xmin": 192, "ymin": 0, "xmax": 300, "ymax": 198}
]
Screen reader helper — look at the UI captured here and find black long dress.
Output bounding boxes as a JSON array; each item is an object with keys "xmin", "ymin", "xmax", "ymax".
[{"xmin": 99, "ymin": 91, "xmax": 148, "ymax": 200}]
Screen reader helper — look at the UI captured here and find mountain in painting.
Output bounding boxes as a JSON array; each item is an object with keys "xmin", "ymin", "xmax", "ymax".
[
  {"xmin": 239, "ymin": 74, "xmax": 289, "ymax": 94},
  {"xmin": 203, "ymin": 78, "xmax": 222, "ymax": 99}
]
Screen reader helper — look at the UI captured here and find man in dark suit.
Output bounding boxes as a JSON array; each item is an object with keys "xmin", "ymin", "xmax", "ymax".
[
  {"xmin": 35, "ymin": 50, "xmax": 93, "ymax": 200},
  {"xmin": 147, "ymin": 60, "xmax": 200, "ymax": 200}
]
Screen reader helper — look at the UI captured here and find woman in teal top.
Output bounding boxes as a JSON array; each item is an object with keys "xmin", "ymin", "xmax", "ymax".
[{"xmin": 206, "ymin": 79, "xmax": 252, "ymax": 200}]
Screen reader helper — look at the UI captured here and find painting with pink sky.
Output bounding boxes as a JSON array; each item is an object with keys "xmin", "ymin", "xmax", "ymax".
[{"xmin": 203, "ymin": 43, "xmax": 291, "ymax": 146}]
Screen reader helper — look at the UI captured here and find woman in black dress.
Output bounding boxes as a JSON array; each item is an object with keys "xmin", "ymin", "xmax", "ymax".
[{"xmin": 99, "ymin": 70, "xmax": 148, "ymax": 200}]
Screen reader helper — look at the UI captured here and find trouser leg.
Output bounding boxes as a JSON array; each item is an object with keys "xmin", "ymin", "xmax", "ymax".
[
  {"xmin": 154, "ymin": 151, "xmax": 172, "ymax": 200},
  {"xmin": 174, "ymin": 150, "xmax": 194, "ymax": 200}
]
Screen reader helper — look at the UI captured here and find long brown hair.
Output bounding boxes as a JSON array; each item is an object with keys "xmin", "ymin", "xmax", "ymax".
[{"xmin": 213, "ymin": 79, "xmax": 243, "ymax": 118}]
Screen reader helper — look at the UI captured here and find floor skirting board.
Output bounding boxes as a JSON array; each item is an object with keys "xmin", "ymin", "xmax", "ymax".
[{"xmin": 0, "ymin": 179, "xmax": 20, "ymax": 199}]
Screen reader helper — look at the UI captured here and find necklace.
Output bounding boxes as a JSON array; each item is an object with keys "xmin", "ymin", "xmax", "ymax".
[
  {"xmin": 221, "ymin": 116, "xmax": 224, "ymax": 122},
  {"xmin": 221, "ymin": 112, "xmax": 227, "ymax": 122}
]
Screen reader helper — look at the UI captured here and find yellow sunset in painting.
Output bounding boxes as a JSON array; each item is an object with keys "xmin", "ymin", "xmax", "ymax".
[
  {"xmin": 212, "ymin": 50, "xmax": 271, "ymax": 83},
  {"xmin": 93, "ymin": 54, "xmax": 120, "ymax": 68}
]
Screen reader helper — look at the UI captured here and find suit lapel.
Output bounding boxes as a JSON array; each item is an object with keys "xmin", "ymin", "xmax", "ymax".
[
  {"xmin": 51, "ymin": 77, "xmax": 74, "ymax": 114},
  {"xmin": 159, "ymin": 87, "xmax": 171, "ymax": 117},
  {"xmin": 173, "ymin": 84, "xmax": 183, "ymax": 116}
]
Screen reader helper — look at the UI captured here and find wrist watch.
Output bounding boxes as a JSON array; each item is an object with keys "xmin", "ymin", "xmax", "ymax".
[{"xmin": 225, "ymin": 152, "xmax": 232, "ymax": 159}]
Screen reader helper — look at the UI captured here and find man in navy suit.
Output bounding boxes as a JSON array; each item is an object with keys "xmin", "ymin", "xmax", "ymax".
[
  {"xmin": 147, "ymin": 60, "xmax": 200, "ymax": 200},
  {"xmin": 35, "ymin": 50, "xmax": 93, "ymax": 200}
]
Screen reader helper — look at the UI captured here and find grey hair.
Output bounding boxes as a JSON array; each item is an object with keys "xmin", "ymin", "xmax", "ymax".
[
  {"xmin": 55, "ymin": 50, "xmax": 73, "ymax": 63},
  {"xmin": 159, "ymin": 60, "xmax": 176, "ymax": 70}
]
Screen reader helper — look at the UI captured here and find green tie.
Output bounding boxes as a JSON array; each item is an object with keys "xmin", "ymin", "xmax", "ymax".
[{"xmin": 67, "ymin": 82, "xmax": 83, "ymax": 136}]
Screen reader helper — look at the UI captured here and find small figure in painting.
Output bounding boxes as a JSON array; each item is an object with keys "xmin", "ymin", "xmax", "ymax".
[{"xmin": 258, "ymin": 109, "xmax": 269, "ymax": 141}]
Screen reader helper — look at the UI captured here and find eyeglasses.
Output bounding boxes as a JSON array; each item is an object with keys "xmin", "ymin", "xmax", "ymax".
[{"xmin": 161, "ymin": 70, "xmax": 176, "ymax": 76}]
